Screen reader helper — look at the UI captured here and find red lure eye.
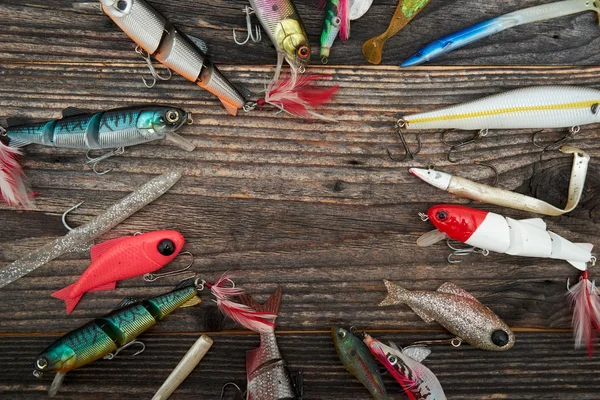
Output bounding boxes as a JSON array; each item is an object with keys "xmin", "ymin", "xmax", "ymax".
[
  {"xmin": 436, "ymin": 210, "xmax": 448, "ymax": 221},
  {"xmin": 297, "ymin": 45, "xmax": 310, "ymax": 59}
]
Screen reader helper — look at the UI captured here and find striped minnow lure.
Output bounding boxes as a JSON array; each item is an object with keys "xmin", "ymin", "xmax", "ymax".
[
  {"xmin": 99, "ymin": 0, "xmax": 249, "ymax": 116},
  {"xmin": 362, "ymin": 333, "xmax": 447, "ymax": 400},
  {"xmin": 402, "ymin": 0, "xmax": 600, "ymax": 67},
  {"xmin": 332, "ymin": 326, "xmax": 389, "ymax": 400},
  {"xmin": 33, "ymin": 279, "xmax": 202, "ymax": 396},
  {"xmin": 409, "ymin": 146, "xmax": 590, "ymax": 216}
]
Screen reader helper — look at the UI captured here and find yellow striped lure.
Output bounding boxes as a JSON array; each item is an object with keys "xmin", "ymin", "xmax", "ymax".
[{"xmin": 390, "ymin": 86, "xmax": 600, "ymax": 161}]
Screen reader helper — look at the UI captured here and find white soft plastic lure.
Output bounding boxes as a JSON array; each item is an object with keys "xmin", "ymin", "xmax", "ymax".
[
  {"xmin": 410, "ymin": 146, "xmax": 590, "ymax": 216},
  {"xmin": 403, "ymin": 86, "xmax": 600, "ymax": 131}
]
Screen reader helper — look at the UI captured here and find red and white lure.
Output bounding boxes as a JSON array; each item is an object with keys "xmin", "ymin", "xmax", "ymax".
[
  {"xmin": 567, "ymin": 270, "xmax": 600, "ymax": 357},
  {"xmin": 417, "ymin": 204, "xmax": 595, "ymax": 270}
]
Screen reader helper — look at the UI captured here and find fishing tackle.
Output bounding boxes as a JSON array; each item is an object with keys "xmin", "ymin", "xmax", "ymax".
[
  {"xmin": 380, "ymin": 280, "xmax": 515, "ymax": 351},
  {"xmin": 418, "ymin": 204, "xmax": 596, "ymax": 270},
  {"xmin": 392, "ymin": 86, "xmax": 600, "ymax": 160},
  {"xmin": 98, "ymin": 0, "xmax": 249, "ymax": 116},
  {"xmin": 320, "ymin": 0, "xmax": 373, "ymax": 64},
  {"xmin": 401, "ymin": 0, "xmax": 600, "ymax": 67},
  {"xmin": 363, "ymin": 0, "xmax": 432, "ymax": 65},
  {"xmin": 152, "ymin": 335, "xmax": 214, "ymax": 400},
  {"xmin": 409, "ymin": 146, "xmax": 590, "ymax": 216},
  {"xmin": 51, "ymin": 230, "xmax": 188, "ymax": 314},
  {"xmin": 0, "ymin": 106, "xmax": 193, "ymax": 207},
  {"xmin": 34, "ymin": 279, "xmax": 203, "ymax": 396},
  {"xmin": 0, "ymin": 171, "xmax": 182, "ymax": 288},
  {"xmin": 362, "ymin": 332, "xmax": 447, "ymax": 400},
  {"xmin": 332, "ymin": 326, "xmax": 389, "ymax": 400},
  {"xmin": 568, "ymin": 270, "xmax": 600, "ymax": 357}
]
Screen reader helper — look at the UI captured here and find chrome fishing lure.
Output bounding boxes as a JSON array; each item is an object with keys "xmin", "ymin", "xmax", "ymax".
[
  {"xmin": 99, "ymin": 0, "xmax": 250, "ymax": 116},
  {"xmin": 410, "ymin": 146, "xmax": 590, "ymax": 216},
  {"xmin": 418, "ymin": 204, "xmax": 596, "ymax": 270},
  {"xmin": 402, "ymin": 0, "xmax": 600, "ymax": 67}
]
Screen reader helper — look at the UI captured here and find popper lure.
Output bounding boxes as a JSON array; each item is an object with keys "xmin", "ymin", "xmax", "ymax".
[
  {"xmin": 52, "ymin": 230, "xmax": 186, "ymax": 314},
  {"xmin": 380, "ymin": 281, "xmax": 515, "ymax": 351},
  {"xmin": 410, "ymin": 146, "xmax": 590, "ymax": 216},
  {"xmin": 401, "ymin": 0, "xmax": 600, "ymax": 67},
  {"xmin": 0, "ymin": 106, "xmax": 193, "ymax": 208},
  {"xmin": 34, "ymin": 280, "xmax": 203, "ymax": 396},
  {"xmin": 332, "ymin": 326, "xmax": 389, "ymax": 400},
  {"xmin": 362, "ymin": 333, "xmax": 447, "ymax": 400},
  {"xmin": 0, "ymin": 171, "xmax": 182, "ymax": 288},
  {"xmin": 418, "ymin": 204, "xmax": 596, "ymax": 270},
  {"xmin": 363, "ymin": 0, "xmax": 432, "ymax": 65},
  {"xmin": 99, "ymin": 0, "xmax": 249, "ymax": 116}
]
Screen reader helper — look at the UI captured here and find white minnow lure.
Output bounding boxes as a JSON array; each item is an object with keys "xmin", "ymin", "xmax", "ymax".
[
  {"xmin": 152, "ymin": 335, "xmax": 213, "ymax": 400},
  {"xmin": 410, "ymin": 146, "xmax": 590, "ymax": 216},
  {"xmin": 419, "ymin": 204, "xmax": 595, "ymax": 270},
  {"xmin": 402, "ymin": 86, "xmax": 600, "ymax": 131},
  {"xmin": 401, "ymin": 0, "xmax": 600, "ymax": 67},
  {"xmin": 0, "ymin": 171, "xmax": 182, "ymax": 288}
]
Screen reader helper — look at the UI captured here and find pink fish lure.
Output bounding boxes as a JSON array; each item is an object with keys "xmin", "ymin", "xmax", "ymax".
[{"xmin": 52, "ymin": 230, "xmax": 185, "ymax": 314}]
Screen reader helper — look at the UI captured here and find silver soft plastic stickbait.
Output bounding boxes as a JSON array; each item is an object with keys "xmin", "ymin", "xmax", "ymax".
[{"xmin": 0, "ymin": 171, "xmax": 182, "ymax": 288}]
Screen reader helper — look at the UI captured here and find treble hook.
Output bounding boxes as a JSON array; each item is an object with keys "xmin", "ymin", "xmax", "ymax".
[
  {"xmin": 135, "ymin": 45, "xmax": 172, "ymax": 88},
  {"xmin": 103, "ymin": 340, "xmax": 146, "ymax": 360},
  {"xmin": 85, "ymin": 147, "xmax": 125, "ymax": 175},
  {"xmin": 442, "ymin": 128, "xmax": 488, "ymax": 163},
  {"xmin": 473, "ymin": 162, "xmax": 499, "ymax": 187},
  {"xmin": 411, "ymin": 337, "xmax": 463, "ymax": 348},
  {"xmin": 446, "ymin": 239, "xmax": 490, "ymax": 263},
  {"xmin": 532, "ymin": 126, "xmax": 580, "ymax": 161},
  {"xmin": 62, "ymin": 201, "xmax": 85, "ymax": 231},
  {"xmin": 387, "ymin": 119, "xmax": 422, "ymax": 162},
  {"xmin": 233, "ymin": 6, "xmax": 262, "ymax": 45},
  {"xmin": 144, "ymin": 252, "xmax": 195, "ymax": 282},
  {"xmin": 220, "ymin": 382, "xmax": 246, "ymax": 400}
]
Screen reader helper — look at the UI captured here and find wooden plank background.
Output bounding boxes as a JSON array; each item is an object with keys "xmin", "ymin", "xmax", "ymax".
[{"xmin": 1, "ymin": 0, "xmax": 600, "ymax": 398}]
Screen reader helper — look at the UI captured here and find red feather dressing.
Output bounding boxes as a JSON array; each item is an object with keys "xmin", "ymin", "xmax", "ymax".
[
  {"xmin": 339, "ymin": 0, "xmax": 350, "ymax": 41},
  {"xmin": 257, "ymin": 72, "xmax": 339, "ymax": 121},
  {"xmin": 567, "ymin": 270, "xmax": 600, "ymax": 357},
  {"xmin": 208, "ymin": 275, "xmax": 276, "ymax": 333},
  {"xmin": 0, "ymin": 139, "xmax": 33, "ymax": 209}
]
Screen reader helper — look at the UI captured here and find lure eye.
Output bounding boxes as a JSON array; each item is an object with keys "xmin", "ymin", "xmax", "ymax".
[
  {"xmin": 491, "ymin": 330, "xmax": 510, "ymax": 347},
  {"xmin": 337, "ymin": 330, "xmax": 347, "ymax": 339},
  {"xmin": 592, "ymin": 103, "xmax": 599, "ymax": 115},
  {"xmin": 333, "ymin": 17, "xmax": 341, "ymax": 27},
  {"xmin": 436, "ymin": 210, "xmax": 448, "ymax": 221},
  {"xmin": 157, "ymin": 239, "xmax": 176, "ymax": 256},
  {"xmin": 116, "ymin": 0, "xmax": 128, "ymax": 11},
  {"xmin": 36, "ymin": 357, "xmax": 48, "ymax": 370},
  {"xmin": 387, "ymin": 355, "xmax": 397, "ymax": 365},
  {"xmin": 166, "ymin": 110, "xmax": 180, "ymax": 123},
  {"xmin": 297, "ymin": 45, "xmax": 310, "ymax": 60}
]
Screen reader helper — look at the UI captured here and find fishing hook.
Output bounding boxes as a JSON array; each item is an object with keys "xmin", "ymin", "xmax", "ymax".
[
  {"xmin": 135, "ymin": 45, "xmax": 172, "ymax": 88},
  {"xmin": 219, "ymin": 382, "xmax": 246, "ymax": 400},
  {"xmin": 446, "ymin": 239, "xmax": 490, "ymax": 264},
  {"xmin": 62, "ymin": 201, "xmax": 85, "ymax": 231},
  {"xmin": 442, "ymin": 128, "xmax": 488, "ymax": 163},
  {"xmin": 144, "ymin": 251, "xmax": 195, "ymax": 282},
  {"xmin": 387, "ymin": 119, "xmax": 422, "ymax": 162},
  {"xmin": 103, "ymin": 340, "xmax": 146, "ymax": 360},
  {"xmin": 86, "ymin": 147, "xmax": 125, "ymax": 175},
  {"xmin": 473, "ymin": 162, "xmax": 499, "ymax": 187},
  {"xmin": 411, "ymin": 337, "xmax": 463, "ymax": 348},
  {"xmin": 532, "ymin": 126, "xmax": 580, "ymax": 161},
  {"xmin": 233, "ymin": 6, "xmax": 262, "ymax": 45}
]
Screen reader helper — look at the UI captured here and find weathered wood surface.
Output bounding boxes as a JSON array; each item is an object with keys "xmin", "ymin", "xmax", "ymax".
[{"xmin": 1, "ymin": 0, "xmax": 600, "ymax": 398}]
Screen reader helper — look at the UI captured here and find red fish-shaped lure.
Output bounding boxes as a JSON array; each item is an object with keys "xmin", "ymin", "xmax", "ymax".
[{"xmin": 52, "ymin": 230, "xmax": 185, "ymax": 314}]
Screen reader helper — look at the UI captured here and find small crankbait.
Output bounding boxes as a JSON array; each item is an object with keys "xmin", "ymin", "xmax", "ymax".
[
  {"xmin": 362, "ymin": 333, "xmax": 446, "ymax": 400},
  {"xmin": 99, "ymin": 0, "xmax": 249, "ymax": 116},
  {"xmin": 401, "ymin": 0, "xmax": 600, "ymax": 67},
  {"xmin": 409, "ymin": 146, "xmax": 590, "ymax": 216},
  {"xmin": 380, "ymin": 280, "xmax": 515, "ymax": 351},
  {"xmin": 0, "ymin": 106, "xmax": 193, "ymax": 208},
  {"xmin": 418, "ymin": 204, "xmax": 595, "ymax": 270},
  {"xmin": 363, "ymin": 0, "xmax": 432, "ymax": 65},
  {"xmin": 51, "ymin": 230, "xmax": 186, "ymax": 314},
  {"xmin": 152, "ymin": 335, "xmax": 213, "ymax": 400},
  {"xmin": 34, "ymin": 279, "xmax": 202, "ymax": 396},
  {"xmin": 0, "ymin": 171, "xmax": 182, "ymax": 288},
  {"xmin": 332, "ymin": 326, "xmax": 389, "ymax": 400},
  {"xmin": 320, "ymin": 0, "xmax": 373, "ymax": 64}
]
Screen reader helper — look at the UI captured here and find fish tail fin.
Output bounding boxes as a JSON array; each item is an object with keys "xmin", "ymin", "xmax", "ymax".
[
  {"xmin": 567, "ymin": 271, "xmax": 600, "ymax": 357},
  {"xmin": 197, "ymin": 62, "xmax": 245, "ymax": 116},
  {"xmin": 0, "ymin": 139, "xmax": 33, "ymax": 209},
  {"xmin": 339, "ymin": 0, "xmax": 350, "ymax": 40},
  {"xmin": 51, "ymin": 283, "xmax": 83, "ymax": 315},
  {"xmin": 379, "ymin": 280, "xmax": 408, "ymax": 306}
]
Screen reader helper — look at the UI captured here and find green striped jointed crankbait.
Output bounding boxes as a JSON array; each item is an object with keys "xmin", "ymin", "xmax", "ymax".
[{"xmin": 33, "ymin": 279, "xmax": 201, "ymax": 396}]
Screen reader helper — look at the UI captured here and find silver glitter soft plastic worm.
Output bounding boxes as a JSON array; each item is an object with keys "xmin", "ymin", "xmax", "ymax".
[{"xmin": 0, "ymin": 171, "xmax": 182, "ymax": 288}]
